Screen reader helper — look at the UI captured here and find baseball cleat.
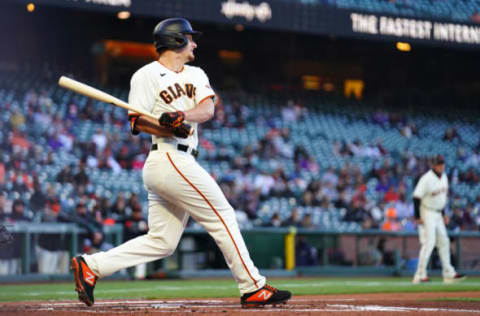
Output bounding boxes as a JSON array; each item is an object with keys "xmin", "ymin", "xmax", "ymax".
[
  {"xmin": 444, "ymin": 273, "xmax": 467, "ymax": 284},
  {"xmin": 71, "ymin": 256, "xmax": 97, "ymax": 306},
  {"xmin": 240, "ymin": 284, "xmax": 291, "ymax": 308},
  {"xmin": 412, "ymin": 276, "xmax": 431, "ymax": 284}
]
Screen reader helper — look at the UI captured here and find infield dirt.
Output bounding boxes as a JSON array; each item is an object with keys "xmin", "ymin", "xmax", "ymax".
[{"xmin": 1, "ymin": 291, "xmax": 480, "ymax": 315}]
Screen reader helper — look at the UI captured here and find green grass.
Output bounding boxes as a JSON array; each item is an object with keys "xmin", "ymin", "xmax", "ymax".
[{"xmin": 0, "ymin": 277, "xmax": 479, "ymax": 302}]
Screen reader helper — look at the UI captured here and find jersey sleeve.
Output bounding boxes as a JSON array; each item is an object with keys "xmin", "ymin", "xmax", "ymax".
[
  {"xmin": 413, "ymin": 174, "xmax": 428, "ymax": 199},
  {"xmin": 127, "ymin": 71, "xmax": 156, "ymax": 135},
  {"xmin": 194, "ymin": 68, "xmax": 216, "ymax": 105}
]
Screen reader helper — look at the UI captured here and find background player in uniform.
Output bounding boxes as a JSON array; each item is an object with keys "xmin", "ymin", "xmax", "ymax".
[
  {"xmin": 412, "ymin": 154, "xmax": 466, "ymax": 284},
  {"xmin": 71, "ymin": 17, "xmax": 291, "ymax": 308}
]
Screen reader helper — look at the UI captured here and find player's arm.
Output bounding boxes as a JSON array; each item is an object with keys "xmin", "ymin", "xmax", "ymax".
[
  {"xmin": 412, "ymin": 175, "xmax": 427, "ymax": 224},
  {"xmin": 184, "ymin": 97, "xmax": 215, "ymax": 123},
  {"xmin": 413, "ymin": 197, "xmax": 421, "ymax": 220},
  {"xmin": 130, "ymin": 114, "xmax": 174, "ymax": 137},
  {"xmin": 158, "ymin": 97, "xmax": 215, "ymax": 128},
  {"xmin": 130, "ymin": 114, "xmax": 191, "ymax": 138}
]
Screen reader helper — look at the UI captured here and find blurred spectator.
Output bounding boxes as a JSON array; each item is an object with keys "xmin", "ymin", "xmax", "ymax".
[
  {"xmin": 56, "ymin": 165, "xmax": 74, "ymax": 183},
  {"xmin": 301, "ymin": 213, "xmax": 314, "ymax": 229},
  {"xmin": 36, "ymin": 204, "xmax": 70, "ymax": 274},
  {"xmin": 443, "ymin": 126, "xmax": 461, "ymax": 142},
  {"xmin": 393, "ymin": 193, "xmax": 412, "ymax": 219},
  {"xmin": 465, "ymin": 148, "xmax": 480, "ymax": 167},
  {"xmin": 334, "ymin": 190, "xmax": 350, "ymax": 210},
  {"xmin": 343, "ymin": 199, "xmax": 369, "ymax": 223},
  {"xmin": 400, "ymin": 121, "xmax": 417, "ymax": 139},
  {"xmin": 73, "ymin": 161, "xmax": 89, "ymax": 186},
  {"xmin": 58, "ymin": 127, "xmax": 74, "ymax": 151},
  {"xmin": 384, "ymin": 185, "xmax": 399, "ymax": 203},
  {"xmin": 358, "ymin": 238, "xmax": 382, "ymax": 266},
  {"xmin": 10, "ymin": 108, "xmax": 25, "ymax": 130},
  {"xmin": 67, "ymin": 202, "xmax": 103, "ymax": 253},
  {"xmin": 123, "ymin": 208, "xmax": 148, "ymax": 278},
  {"xmin": 84, "ymin": 231, "xmax": 113, "ymax": 254},
  {"xmin": 372, "ymin": 109, "xmax": 389, "ymax": 127},
  {"xmin": 254, "ymin": 170, "xmax": 275, "ymax": 199},
  {"xmin": 264, "ymin": 212, "xmax": 282, "ymax": 227},
  {"xmin": 321, "ymin": 167, "xmax": 338, "ymax": 186},
  {"xmin": 445, "ymin": 208, "xmax": 458, "ymax": 229},
  {"xmin": 377, "ymin": 237, "xmax": 396, "ymax": 266},
  {"xmin": 92, "ymin": 129, "xmax": 108, "ymax": 153},
  {"xmin": 116, "ymin": 145, "xmax": 133, "ymax": 169},
  {"xmin": 375, "ymin": 175, "xmax": 390, "ymax": 193},
  {"xmin": 295, "ymin": 235, "xmax": 318, "ymax": 266},
  {"xmin": 10, "ymin": 199, "xmax": 30, "ymax": 222},
  {"xmin": 281, "ymin": 99, "xmax": 305, "ymax": 123},
  {"xmin": 30, "ymin": 180, "xmax": 47, "ymax": 213},
  {"xmin": 48, "ymin": 134, "xmax": 63, "ymax": 151},
  {"xmin": 46, "ymin": 185, "xmax": 62, "ymax": 214},
  {"xmin": 282, "ymin": 208, "xmax": 302, "ymax": 228},
  {"xmin": 0, "ymin": 199, "xmax": 31, "ymax": 275},
  {"xmin": 369, "ymin": 202, "xmax": 384, "ymax": 228}
]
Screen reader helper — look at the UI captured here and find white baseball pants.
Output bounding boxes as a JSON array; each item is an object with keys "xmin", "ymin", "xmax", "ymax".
[
  {"xmin": 83, "ymin": 143, "xmax": 265, "ymax": 295},
  {"xmin": 414, "ymin": 208, "xmax": 456, "ymax": 279}
]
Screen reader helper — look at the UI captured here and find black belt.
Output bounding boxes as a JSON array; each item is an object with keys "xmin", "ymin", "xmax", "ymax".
[{"xmin": 151, "ymin": 143, "xmax": 199, "ymax": 159}]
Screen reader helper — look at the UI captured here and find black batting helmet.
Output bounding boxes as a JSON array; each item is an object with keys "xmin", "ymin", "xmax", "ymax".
[{"xmin": 153, "ymin": 18, "xmax": 201, "ymax": 53}]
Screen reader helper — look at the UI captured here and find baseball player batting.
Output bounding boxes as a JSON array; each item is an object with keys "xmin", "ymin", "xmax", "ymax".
[
  {"xmin": 71, "ymin": 17, "xmax": 291, "ymax": 308},
  {"xmin": 412, "ymin": 154, "xmax": 466, "ymax": 284}
]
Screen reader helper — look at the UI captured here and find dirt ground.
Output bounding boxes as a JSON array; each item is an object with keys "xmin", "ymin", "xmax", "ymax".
[{"xmin": 1, "ymin": 292, "xmax": 480, "ymax": 315}]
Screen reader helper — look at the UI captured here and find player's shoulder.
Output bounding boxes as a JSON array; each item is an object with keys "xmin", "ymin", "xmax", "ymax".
[
  {"xmin": 131, "ymin": 61, "xmax": 161, "ymax": 81},
  {"xmin": 184, "ymin": 65, "xmax": 208, "ymax": 77},
  {"xmin": 419, "ymin": 170, "xmax": 433, "ymax": 181}
]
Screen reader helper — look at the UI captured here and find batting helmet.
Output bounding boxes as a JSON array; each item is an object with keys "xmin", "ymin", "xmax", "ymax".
[{"xmin": 153, "ymin": 18, "xmax": 201, "ymax": 53}]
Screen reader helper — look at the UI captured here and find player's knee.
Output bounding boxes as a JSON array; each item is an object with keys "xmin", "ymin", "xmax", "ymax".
[
  {"xmin": 425, "ymin": 240, "xmax": 436, "ymax": 251},
  {"xmin": 147, "ymin": 234, "xmax": 179, "ymax": 256},
  {"xmin": 163, "ymin": 243, "xmax": 177, "ymax": 257},
  {"xmin": 438, "ymin": 236, "xmax": 449, "ymax": 247}
]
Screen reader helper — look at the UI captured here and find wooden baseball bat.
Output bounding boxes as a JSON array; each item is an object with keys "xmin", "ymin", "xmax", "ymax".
[{"xmin": 58, "ymin": 76, "xmax": 193, "ymax": 134}]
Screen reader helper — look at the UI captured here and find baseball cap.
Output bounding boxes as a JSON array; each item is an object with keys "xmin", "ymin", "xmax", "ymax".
[{"xmin": 433, "ymin": 154, "xmax": 445, "ymax": 165}]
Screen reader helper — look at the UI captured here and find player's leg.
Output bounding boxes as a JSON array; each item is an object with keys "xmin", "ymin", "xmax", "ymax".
[
  {"xmin": 159, "ymin": 151, "xmax": 264, "ymax": 293},
  {"xmin": 413, "ymin": 210, "xmax": 436, "ymax": 283},
  {"xmin": 435, "ymin": 216, "xmax": 465, "ymax": 283},
  {"xmin": 83, "ymin": 199, "xmax": 188, "ymax": 277},
  {"xmin": 161, "ymin": 151, "xmax": 290, "ymax": 306},
  {"xmin": 435, "ymin": 214, "xmax": 455, "ymax": 278},
  {"xmin": 73, "ymin": 198, "xmax": 188, "ymax": 306}
]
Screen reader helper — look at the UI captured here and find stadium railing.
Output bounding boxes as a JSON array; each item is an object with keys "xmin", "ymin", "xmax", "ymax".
[{"xmin": 1, "ymin": 224, "xmax": 479, "ymax": 282}]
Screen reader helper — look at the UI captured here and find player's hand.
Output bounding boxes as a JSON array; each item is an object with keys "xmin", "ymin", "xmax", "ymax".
[
  {"xmin": 159, "ymin": 111, "xmax": 185, "ymax": 129},
  {"xmin": 416, "ymin": 218, "xmax": 424, "ymax": 225},
  {"xmin": 173, "ymin": 123, "xmax": 193, "ymax": 138}
]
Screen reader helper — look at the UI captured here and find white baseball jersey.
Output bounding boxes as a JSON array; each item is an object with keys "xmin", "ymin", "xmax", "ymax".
[
  {"xmin": 128, "ymin": 61, "xmax": 216, "ymax": 149},
  {"xmin": 413, "ymin": 169, "xmax": 448, "ymax": 211}
]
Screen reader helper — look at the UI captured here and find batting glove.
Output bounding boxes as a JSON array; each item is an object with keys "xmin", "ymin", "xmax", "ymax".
[
  {"xmin": 159, "ymin": 111, "xmax": 185, "ymax": 129},
  {"xmin": 173, "ymin": 123, "xmax": 193, "ymax": 138}
]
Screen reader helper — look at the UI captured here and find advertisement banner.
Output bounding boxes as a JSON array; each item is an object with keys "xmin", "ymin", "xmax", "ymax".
[{"xmin": 9, "ymin": 0, "xmax": 480, "ymax": 47}]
